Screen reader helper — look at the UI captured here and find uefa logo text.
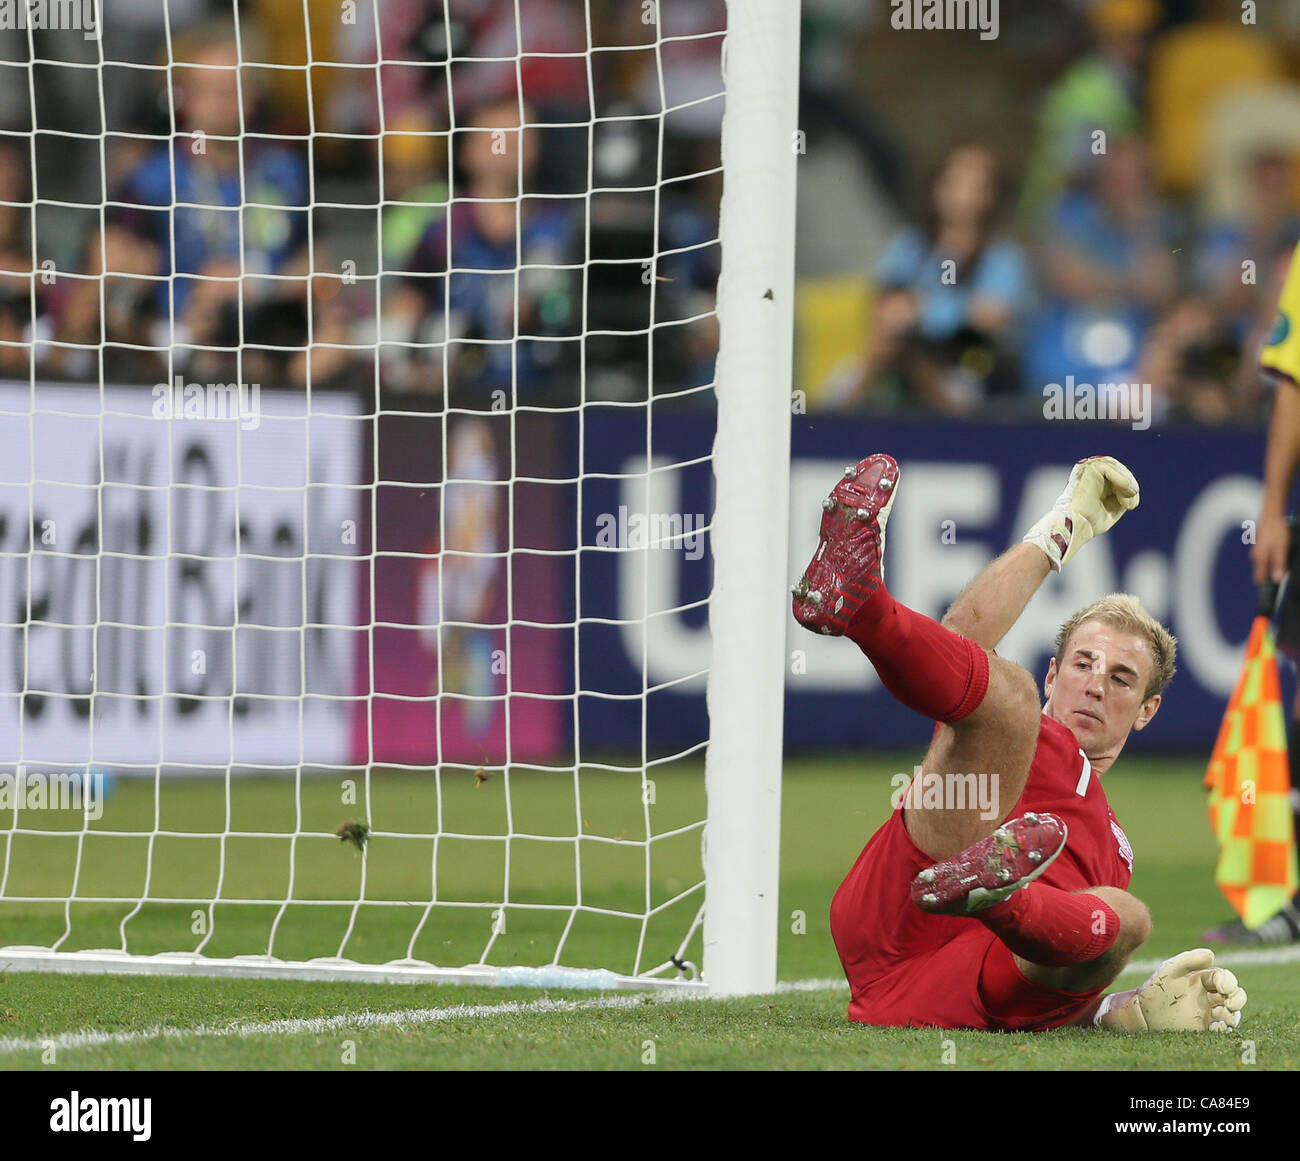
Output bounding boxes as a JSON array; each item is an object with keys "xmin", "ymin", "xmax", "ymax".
[
  {"xmin": 151, "ymin": 376, "xmax": 262, "ymax": 430},
  {"xmin": 0, "ymin": 0, "xmax": 99, "ymax": 40}
]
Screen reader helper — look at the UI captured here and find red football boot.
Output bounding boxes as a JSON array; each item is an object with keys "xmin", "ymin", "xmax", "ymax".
[
  {"xmin": 791, "ymin": 453, "xmax": 899, "ymax": 636},
  {"xmin": 910, "ymin": 812, "xmax": 1069, "ymax": 915}
]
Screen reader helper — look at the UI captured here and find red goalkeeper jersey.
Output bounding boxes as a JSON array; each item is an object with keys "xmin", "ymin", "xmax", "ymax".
[{"xmin": 830, "ymin": 711, "xmax": 1134, "ymax": 1029}]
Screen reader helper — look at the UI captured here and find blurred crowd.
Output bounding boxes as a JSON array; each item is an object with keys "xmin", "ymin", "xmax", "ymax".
[
  {"xmin": 815, "ymin": 0, "xmax": 1300, "ymax": 426},
  {"xmin": 0, "ymin": 0, "xmax": 725, "ymax": 407},
  {"xmin": 2, "ymin": 0, "xmax": 1299, "ymax": 425}
]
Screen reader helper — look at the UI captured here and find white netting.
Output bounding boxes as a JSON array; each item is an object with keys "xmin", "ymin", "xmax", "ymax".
[{"xmin": 0, "ymin": 0, "xmax": 730, "ymax": 986}]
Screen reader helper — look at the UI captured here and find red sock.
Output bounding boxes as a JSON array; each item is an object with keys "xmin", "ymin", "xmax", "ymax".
[
  {"xmin": 846, "ymin": 584, "xmax": 989, "ymax": 723},
  {"xmin": 978, "ymin": 885, "xmax": 1119, "ymax": 967}
]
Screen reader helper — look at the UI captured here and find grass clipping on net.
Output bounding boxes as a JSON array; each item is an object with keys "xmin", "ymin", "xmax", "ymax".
[{"xmin": 336, "ymin": 819, "xmax": 370, "ymax": 853}]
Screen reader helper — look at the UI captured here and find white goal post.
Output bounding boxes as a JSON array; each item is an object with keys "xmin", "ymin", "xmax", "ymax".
[
  {"xmin": 703, "ymin": 1, "xmax": 798, "ymax": 996},
  {"xmin": 0, "ymin": 0, "xmax": 797, "ymax": 996}
]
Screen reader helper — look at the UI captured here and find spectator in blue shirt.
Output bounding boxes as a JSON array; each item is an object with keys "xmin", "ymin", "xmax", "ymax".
[
  {"xmin": 1195, "ymin": 150, "xmax": 1300, "ymax": 342},
  {"xmin": 381, "ymin": 97, "xmax": 578, "ymax": 405},
  {"xmin": 110, "ymin": 27, "xmax": 308, "ymax": 344},
  {"xmin": 834, "ymin": 144, "xmax": 1030, "ymax": 413},
  {"xmin": 1024, "ymin": 135, "xmax": 1179, "ymax": 394}
]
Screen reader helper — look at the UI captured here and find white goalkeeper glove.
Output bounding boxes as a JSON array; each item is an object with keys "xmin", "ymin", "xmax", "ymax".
[
  {"xmin": 1095, "ymin": 948, "xmax": 1247, "ymax": 1032},
  {"xmin": 1023, "ymin": 456, "xmax": 1140, "ymax": 572}
]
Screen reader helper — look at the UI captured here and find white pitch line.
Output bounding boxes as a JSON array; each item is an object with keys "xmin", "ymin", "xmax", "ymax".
[
  {"xmin": 776, "ymin": 977, "xmax": 847, "ymax": 992},
  {"xmin": 770, "ymin": 946, "xmax": 1300, "ymax": 993},
  {"xmin": 1119, "ymin": 943, "xmax": 1300, "ymax": 977},
  {"xmin": 7, "ymin": 946, "xmax": 1297, "ymax": 1056},
  {"xmin": 0, "ymin": 992, "xmax": 698, "ymax": 1058}
]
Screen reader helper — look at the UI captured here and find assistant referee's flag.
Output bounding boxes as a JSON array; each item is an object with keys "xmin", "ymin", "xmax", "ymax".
[{"xmin": 1204, "ymin": 582, "xmax": 1300, "ymax": 929}]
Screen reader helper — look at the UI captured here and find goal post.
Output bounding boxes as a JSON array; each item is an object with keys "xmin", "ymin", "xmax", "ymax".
[
  {"xmin": 0, "ymin": 0, "xmax": 797, "ymax": 996},
  {"xmin": 703, "ymin": 0, "xmax": 799, "ymax": 997}
]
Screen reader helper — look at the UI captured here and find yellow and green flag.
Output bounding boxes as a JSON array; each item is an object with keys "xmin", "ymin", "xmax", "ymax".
[{"xmin": 1204, "ymin": 614, "xmax": 1300, "ymax": 928}]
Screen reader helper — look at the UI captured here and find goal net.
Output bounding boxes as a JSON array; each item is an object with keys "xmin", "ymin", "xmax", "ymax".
[{"xmin": 0, "ymin": 0, "xmax": 795, "ymax": 995}]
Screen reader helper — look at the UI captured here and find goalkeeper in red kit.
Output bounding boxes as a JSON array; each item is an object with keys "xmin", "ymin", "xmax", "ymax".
[{"xmin": 792, "ymin": 454, "xmax": 1249, "ymax": 1032}]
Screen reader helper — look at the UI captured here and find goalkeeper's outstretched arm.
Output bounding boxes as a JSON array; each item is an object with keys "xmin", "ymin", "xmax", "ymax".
[
  {"xmin": 942, "ymin": 456, "xmax": 1141, "ymax": 652},
  {"xmin": 941, "ymin": 544, "xmax": 1051, "ymax": 652}
]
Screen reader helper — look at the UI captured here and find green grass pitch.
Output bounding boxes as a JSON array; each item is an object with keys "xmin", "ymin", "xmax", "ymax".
[{"xmin": 0, "ymin": 754, "xmax": 1296, "ymax": 1070}]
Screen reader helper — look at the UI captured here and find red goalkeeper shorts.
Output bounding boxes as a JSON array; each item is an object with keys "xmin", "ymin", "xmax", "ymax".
[{"xmin": 830, "ymin": 807, "xmax": 1107, "ymax": 1031}]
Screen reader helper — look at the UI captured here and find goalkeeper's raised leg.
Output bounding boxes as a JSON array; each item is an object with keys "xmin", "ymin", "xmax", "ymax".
[{"xmin": 794, "ymin": 454, "xmax": 1247, "ymax": 1031}]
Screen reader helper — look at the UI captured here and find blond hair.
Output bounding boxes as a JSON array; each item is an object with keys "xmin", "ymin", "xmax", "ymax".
[{"xmin": 1054, "ymin": 593, "xmax": 1176, "ymax": 701}]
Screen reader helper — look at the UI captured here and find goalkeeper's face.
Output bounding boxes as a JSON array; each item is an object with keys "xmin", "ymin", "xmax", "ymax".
[{"xmin": 1042, "ymin": 620, "xmax": 1161, "ymax": 760}]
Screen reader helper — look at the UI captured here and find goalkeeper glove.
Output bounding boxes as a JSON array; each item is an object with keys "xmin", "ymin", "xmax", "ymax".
[
  {"xmin": 1095, "ymin": 948, "xmax": 1247, "ymax": 1032},
  {"xmin": 1023, "ymin": 456, "xmax": 1140, "ymax": 572}
]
